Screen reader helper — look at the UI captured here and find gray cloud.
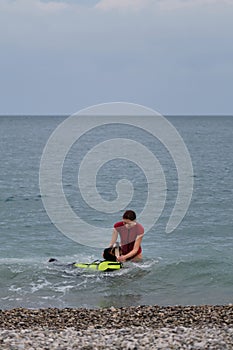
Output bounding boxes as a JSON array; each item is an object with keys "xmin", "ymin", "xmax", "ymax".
[{"xmin": 0, "ymin": 0, "xmax": 232, "ymax": 114}]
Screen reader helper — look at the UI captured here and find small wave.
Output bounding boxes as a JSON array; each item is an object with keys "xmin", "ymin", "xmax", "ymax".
[
  {"xmin": 132, "ymin": 258, "xmax": 159, "ymax": 269},
  {"xmin": 5, "ymin": 196, "xmax": 15, "ymax": 202},
  {"xmin": 0, "ymin": 257, "xmax": 47, "ymax": 265}
]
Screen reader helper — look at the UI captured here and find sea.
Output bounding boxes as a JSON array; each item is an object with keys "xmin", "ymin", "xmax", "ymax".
[{"xmin": 0, "ymin": 115, "xmax": 232, "ymax": 310}]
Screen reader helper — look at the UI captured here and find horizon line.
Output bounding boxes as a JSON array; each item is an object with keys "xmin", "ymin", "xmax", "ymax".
[{"xmin": 0, "ymin": 114, "xmax": 233, "ymax": 117}]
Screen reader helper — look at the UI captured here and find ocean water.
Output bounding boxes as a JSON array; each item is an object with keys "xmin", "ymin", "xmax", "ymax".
[{"xmin": 0, "ymin": 115, "xmax": 233, "ymax": 310}]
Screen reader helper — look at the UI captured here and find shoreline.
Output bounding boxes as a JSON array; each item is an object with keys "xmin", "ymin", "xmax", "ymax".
[
  {"xmin": 1, "ymin": 304, "xmax": 232, "ymax": 329},
  {"xmin": 1, "ymin": 305, "xmax": 232, "ymax": 349}
]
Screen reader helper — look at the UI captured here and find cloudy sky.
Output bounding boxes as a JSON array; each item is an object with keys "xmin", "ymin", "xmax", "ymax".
[{"xmin": 0, "ymin": 0, "xmax": 232, "ymax": 115}]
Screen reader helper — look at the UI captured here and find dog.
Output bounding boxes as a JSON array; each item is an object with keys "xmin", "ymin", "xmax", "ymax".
[{"xmin": 103, "ymin": 244, "xmax": 121, "ymax": 262}]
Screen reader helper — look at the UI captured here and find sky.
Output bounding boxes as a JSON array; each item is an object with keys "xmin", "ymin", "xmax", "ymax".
[{"xmin": 0, "ymin": 0, "xmax": 233, "ymax": 115}]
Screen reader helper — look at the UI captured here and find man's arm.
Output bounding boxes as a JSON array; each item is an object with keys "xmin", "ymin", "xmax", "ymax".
[{"xmin": 109, "ymin": 228, "xmax": 118, "ymax": 247}]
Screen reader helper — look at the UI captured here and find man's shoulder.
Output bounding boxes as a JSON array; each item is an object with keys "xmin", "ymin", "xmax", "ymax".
[
  {"xmin": 136, "ymin": 222, "xmax": 144, "ymax": 234},
  {"xmin": 114, "ymin": 221, "xmax": 124, "ymax": 228}
]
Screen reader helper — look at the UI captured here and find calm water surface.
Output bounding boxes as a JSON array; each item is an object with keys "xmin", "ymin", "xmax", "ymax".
[{"xmin": 0, "ymin": 115, "xmax": 232, "ymax": 309}]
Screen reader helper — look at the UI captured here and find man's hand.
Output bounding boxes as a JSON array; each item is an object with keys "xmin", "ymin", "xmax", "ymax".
[{"xmin": 117, "ymin": 255, "xmax": 126, "ymax": 262}]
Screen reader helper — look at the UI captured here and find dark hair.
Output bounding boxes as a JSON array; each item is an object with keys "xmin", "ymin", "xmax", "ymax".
[
  {"xmin": 103, "ymin": 247, "xmax": 117, "ymax": 262},
  {"xmin": 123, "ymin": 210, "xmax": 136, "ymax": 221}
]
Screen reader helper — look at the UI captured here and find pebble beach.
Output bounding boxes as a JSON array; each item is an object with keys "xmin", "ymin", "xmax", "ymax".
[{"xmin": 0, "ymin": 305, "xmax": 232, "ymax": 349}]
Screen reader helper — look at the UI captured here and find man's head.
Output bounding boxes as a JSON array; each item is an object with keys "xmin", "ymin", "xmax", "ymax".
[{"xmin": 123, "ymin": 210, "xmax": 136, "ymax": 221}]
